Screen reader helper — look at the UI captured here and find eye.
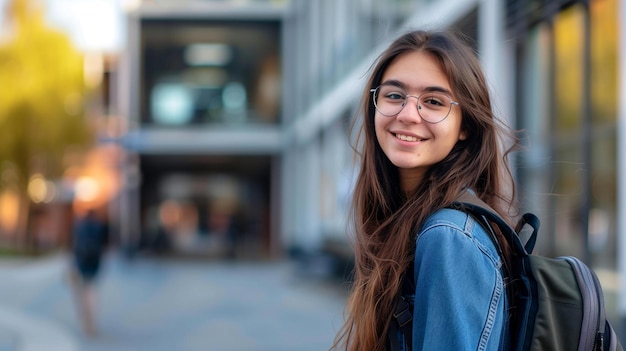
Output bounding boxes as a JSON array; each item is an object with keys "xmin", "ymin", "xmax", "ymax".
[
  {"xmin": 378, "ymin": 86, "xmax": 406, "ymax": 102},
  {"xmin": 421, "ymin": 94, "xmax": 447, "ymax": 107},
  {"xmin": 385, "ymin": 92, "xmax": 405, "ymax": 101}
]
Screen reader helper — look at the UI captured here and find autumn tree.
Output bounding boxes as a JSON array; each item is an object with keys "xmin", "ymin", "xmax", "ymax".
[{"xmin": 0, "ymin": 0, "xmax": 92, "ymax": 250}]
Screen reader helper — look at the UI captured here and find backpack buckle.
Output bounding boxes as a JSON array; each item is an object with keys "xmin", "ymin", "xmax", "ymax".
[{"xmin": 393, "ymin": 296, "xmax": 412, "ymax": 327}]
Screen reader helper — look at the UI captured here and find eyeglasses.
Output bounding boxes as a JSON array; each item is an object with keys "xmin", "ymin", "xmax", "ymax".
[{"xmin": 370, "ymin": 84, "xmax": 459, "ymax": 124}]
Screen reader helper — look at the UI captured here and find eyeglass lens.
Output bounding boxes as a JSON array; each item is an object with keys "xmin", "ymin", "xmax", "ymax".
[{"xmin": 373, "ymin": 85, "xmax": 455, "ymax": 123}]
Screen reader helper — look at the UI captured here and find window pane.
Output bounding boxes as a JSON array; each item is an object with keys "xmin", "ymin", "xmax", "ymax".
[
  {"xmin": 553, "ymin": 4, "xmax": 584, "ymax": 258},
  {"xmin": 518, "ymin": 24, "xmax": 554, "ymax": 254},
  {"xmin": 590, "ymin": 0, "xmax": 618, "ymax": 269},
  {"xmin": 141, "ymin": 20, "xmax": 281, "ymax": 126}
]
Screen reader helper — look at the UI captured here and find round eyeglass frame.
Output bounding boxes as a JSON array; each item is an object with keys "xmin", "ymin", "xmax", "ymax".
[{"xmin": 370, "ymin": 85, "xmax": 460, "ymax": 124}]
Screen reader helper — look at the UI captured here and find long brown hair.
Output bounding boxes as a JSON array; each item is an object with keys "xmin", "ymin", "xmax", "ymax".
[{"xmin": 332, "ymin": 30, "xmax": 519, "ymax": 350}]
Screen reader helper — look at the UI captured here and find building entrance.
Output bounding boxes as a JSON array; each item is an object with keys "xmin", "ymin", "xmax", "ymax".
[{"xmin": 139, "ymin": 154, "xmax": 272, "ymax": 259}]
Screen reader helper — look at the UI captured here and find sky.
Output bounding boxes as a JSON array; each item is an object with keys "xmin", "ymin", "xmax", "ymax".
[{"xmin": 0, "ymin": 0, "xmax": 126, "ymax": 53}]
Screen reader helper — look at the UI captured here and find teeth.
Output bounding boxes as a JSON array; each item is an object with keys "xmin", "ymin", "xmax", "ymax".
[{"xmin": 396, "ymin": 133, "xmax": 419, "ymax": 142}]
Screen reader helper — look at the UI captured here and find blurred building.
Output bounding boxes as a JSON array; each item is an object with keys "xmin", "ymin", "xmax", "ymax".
[
  {"xmin": 114, "ymin": 0, "xmax": 624, "ymax": 327},
  {"xmin": 116, "ymin": 0, "xmax": 284, "ymax": 259}
]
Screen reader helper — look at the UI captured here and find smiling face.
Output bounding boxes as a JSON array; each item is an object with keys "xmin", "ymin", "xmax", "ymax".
[{"xmin": 374, "ymin": 50, "xmax": 466, "ymax": 191}]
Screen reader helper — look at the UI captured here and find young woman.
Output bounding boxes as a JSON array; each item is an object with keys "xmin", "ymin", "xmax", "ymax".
[{"xmin": 332, "ymin": 30, "xmax": 518, "ymax": 350}]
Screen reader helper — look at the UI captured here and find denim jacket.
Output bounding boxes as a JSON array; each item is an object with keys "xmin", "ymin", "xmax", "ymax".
[{"xmin": 393, "ymin": 208, "xmax": 508, "ymax": 351}]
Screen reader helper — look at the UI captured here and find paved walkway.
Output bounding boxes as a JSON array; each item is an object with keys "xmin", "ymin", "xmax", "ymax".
[
  {"xmin": 0, "ymin": 255, "xmax": 79, "ymax": 351},
  {"xmin": 0, "ymin": 253, "xmax": 349, "ymax": 351}
]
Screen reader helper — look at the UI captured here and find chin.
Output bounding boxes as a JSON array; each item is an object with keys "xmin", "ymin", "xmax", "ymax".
[{"xmin": 390, "ymin": 159, "xmax": 422, "ymax": 169}]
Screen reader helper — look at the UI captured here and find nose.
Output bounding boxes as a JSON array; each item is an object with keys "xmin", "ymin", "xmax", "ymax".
[{"xmin": 396, "ymin": 95, "xmax": 423, "ymax": 123}]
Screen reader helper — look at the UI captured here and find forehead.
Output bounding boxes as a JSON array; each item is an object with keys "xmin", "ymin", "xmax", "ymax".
[{"xmin": 381, "ymin": 51, "xmax": 451, "ymax": 91}]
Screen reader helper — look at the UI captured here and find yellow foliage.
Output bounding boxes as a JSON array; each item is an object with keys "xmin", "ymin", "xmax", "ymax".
[{"xmin": 0, "ymin": 0, "xmax": 91, "ymax": 185}]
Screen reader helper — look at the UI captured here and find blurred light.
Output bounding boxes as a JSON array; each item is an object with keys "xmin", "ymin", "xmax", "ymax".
[
  {"xmin": 75, "ymin": 176, "xmax": 100, "ymax": 202},
  {"xmin": 28, "ymin": 174, "xmax": 46, "ymax": 203},
  {"xmin": 151, "ymin": 82, "xmax": 194, "ymax": 125},
  {"xmin": 67, "ymin": 146, "xmax": 122, "ymax": 215},
  {"xmin": 43, "ymin": 180, "xmax": 57, "ymax": 203},
  {"xmin": 28, "ymin": 174, "xmax": 56, "ymax": 203},
  {"xmin": 84, "ymin": 52, "xmax": 104, "ymax": 88},
  {"xmin": 159, "ymin": 200, "xmax": 182, "ymax": 228},
  {"xmin": 184, "ymin": 43, "xmax": 233, "ymax": 67},
  {"xmin": 0, "ymin": 190, "xmax": 19, "ymax": 233}
]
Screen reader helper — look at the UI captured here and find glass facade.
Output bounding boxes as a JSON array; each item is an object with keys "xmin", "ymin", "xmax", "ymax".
[
  {"xmin": 552, "ymin": 5, "xmax": 586, "ymax": 259},
  {"xmin": 589, "ymin": 0, "xmax": 619, "ymax": 270},
  {"xmin": 517, "ymin": 24, "xmax": 553, "ymax": 253},
  {"xmin": 510, "ymin": 0, "xmax": 620, "ymax": 329},
  {"xmin": 513, "ymin": 0, "xmax": 618, "ymax": 272},
  {"xmin": 141, "ymin": 19, "xmax": 281, "ymax": 126},
  {"xmin": 283, "ymin": 0, "xmax": 418, "ymax": 122}
]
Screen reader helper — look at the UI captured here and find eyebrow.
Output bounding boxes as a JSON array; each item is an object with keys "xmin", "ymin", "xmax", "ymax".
[{"xmin": 381, "ymin": 79, "xmax": 454, "ymax": 96}]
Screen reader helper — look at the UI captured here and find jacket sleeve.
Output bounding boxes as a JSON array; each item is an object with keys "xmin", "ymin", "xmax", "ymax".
[{"xmin": 411, "ymin": 220, "xmax": 505, "ymax": 351}]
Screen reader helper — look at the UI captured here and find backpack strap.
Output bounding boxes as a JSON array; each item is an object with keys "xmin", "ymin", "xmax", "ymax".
[
  {"xmin": 389, "ymin": 262, "xmax": 415, "ymax": 350},
  {"xmin": 452, "ymin": 192, "xmax": 537, "ymax": 256},
  {"xmin": 451, "ymin": 192, "xmax": 538, "ymax": 350}
]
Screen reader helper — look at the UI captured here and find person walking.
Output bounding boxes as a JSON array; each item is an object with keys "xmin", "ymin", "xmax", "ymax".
[
  {"xmin": 332, "ymin": 30, "xmax": 519, "ymax": 350},
  {"xmin": 70, "ymin": 208, "xmax": 109, "ymax": 337}
]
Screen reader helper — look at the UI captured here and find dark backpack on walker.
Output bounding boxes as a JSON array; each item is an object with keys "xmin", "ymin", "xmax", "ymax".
[{"xmin": 391, "ymin": 192, "xmax": 623, "ymax": 351}]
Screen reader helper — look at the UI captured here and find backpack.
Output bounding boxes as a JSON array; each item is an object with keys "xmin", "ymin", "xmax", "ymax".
[{"xmin": 390, "ymin": 192, "xmax": 623, "ymax": 351}]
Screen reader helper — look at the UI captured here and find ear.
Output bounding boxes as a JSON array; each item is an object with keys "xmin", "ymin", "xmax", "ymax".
[{"xmin": 459, "ymin": 130, "xmax": 468, "ymax": 141}]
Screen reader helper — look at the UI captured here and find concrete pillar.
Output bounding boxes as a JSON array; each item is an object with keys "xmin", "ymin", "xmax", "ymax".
[
  {"xmin": 618, "ymin": 0, "xmax": 626, "ymax": 341},
  {"xmin": 478, "ymin": 0, "xmax": 507, "ymax": 125}
]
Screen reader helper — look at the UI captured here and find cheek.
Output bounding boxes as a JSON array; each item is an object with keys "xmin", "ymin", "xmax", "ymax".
[{"xmin": 445, "ymin": 114, "xmax": 464, "ymax": 141}]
